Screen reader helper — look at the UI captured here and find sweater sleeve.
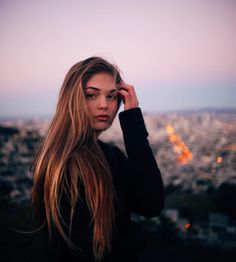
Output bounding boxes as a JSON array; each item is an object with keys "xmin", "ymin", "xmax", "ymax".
[{"xmin": 118, "ymin": 107, "xmax": 164, "ymax": 217}]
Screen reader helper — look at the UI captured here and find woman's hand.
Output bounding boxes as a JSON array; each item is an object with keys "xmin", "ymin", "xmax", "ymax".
[{"xmin": 117, "ymin": 82, "xmax": 139, "ymax": 110}]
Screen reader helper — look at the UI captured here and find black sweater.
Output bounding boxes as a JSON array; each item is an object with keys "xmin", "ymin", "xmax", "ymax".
[{"xmin": 46, "ymin": 108, "xmax": 164, "ymax": 262}]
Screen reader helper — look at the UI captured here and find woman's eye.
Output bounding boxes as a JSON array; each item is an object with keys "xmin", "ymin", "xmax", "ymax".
[
  {"xmin": 107, "ymin": 95, "xmax": 117, "ymax": 100},
  {"xmin": 85, "ymin": 94, "xmax": 96, "ymax": 99}
]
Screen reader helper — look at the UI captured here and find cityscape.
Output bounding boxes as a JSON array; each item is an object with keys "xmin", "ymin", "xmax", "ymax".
[{"xmin": 0, "ymin": 108, "xmax": 236, "ymax": 261}]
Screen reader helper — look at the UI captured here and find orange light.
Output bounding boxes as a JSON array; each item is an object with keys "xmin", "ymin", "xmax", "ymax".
[
  {"xmin": 216, "ymin": 156, "xmax": 223, "ymax": 164},
  {"xmin": 166, "ymin": 124, "xmax": 193, "ymax": 165},
  {"xmin": 166, "ymin": 125, "xmax": 174, "ymax": 134},
  {"xmin": 184, "ymin": 223, "xmax": 191, "ymax": 230},
  {"xmin": 223, "ymin": 144, "xmax": 236, "ymax": 151}
]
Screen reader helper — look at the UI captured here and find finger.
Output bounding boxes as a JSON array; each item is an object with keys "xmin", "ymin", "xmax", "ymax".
[
  {"xmin": 117, "ymin": 83, "xmax": 134, "ymax": 92},
  {"xmin": 118, "ymin": 85, "xmax": 138, "ymax": 104},
  {"xmin": 128, "ymin": 86, "xmax": 137, "ymax": 101},
  {"xmin": 117, "ymin": 89, "xmax": 130, "ymax": 107},
  {"xmin": 118, "ymin": 84, "xmax": 138, "ymax": 99},
  {"xmin": 118, "ymin": 89, "xmax": 139, "ymax": 110},
  {"xmin": 118, "ymin": 83, "xmax": 139, "ymax": 109},
  {"xmin": 117, "ymin": 88, "xmax": 130, "ymax": 100}
]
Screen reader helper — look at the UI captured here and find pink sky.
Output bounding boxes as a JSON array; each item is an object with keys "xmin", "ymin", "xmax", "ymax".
[{"xmin": 0, "ymin": 0, "xmax": 236, "ymax": 116}]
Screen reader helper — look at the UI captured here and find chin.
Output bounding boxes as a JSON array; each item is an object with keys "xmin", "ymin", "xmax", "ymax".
[
  {"xmin": 92, "ymin": 118, "xmax": 115, "ymax": 131},
  {"xmin": 93, "ymin": 123, "xmax": 110, "ymax": 131}
]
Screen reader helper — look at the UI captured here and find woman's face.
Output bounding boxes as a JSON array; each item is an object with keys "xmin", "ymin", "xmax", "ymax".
[{"xmin": 85, "ymin": 72, "xmax": 119, "ymax": 131}]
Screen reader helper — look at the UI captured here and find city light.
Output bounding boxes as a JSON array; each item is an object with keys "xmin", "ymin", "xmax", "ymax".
[
  {"xmin": 165, "ymin": 124, "xmax": 193, "ymax": 165},
  {"xmin": 216, "ymin": 156, "xmax": 223, "ymax": 164},
  {"xmin": 184, "ymin": 223, "xmax": 191, "ymax": 230},
  {"xmin": 223, "ymin": 144, "xmax": 236, "ymax": 151}
]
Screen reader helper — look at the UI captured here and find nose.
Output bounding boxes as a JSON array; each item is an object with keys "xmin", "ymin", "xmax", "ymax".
[{"xmin": 97, "ymin": 96, "xmax": 108, "ymax": 110}]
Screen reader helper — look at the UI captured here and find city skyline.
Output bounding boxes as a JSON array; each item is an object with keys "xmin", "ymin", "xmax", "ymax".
[{"xmin": 1, "ymin": 0, "xmax": 236, "ymax": 117}]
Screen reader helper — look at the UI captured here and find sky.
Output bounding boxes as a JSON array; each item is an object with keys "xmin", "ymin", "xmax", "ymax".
[{"xmin": 1, "ymin": 0, "xmax": 236, "ymax": 117}]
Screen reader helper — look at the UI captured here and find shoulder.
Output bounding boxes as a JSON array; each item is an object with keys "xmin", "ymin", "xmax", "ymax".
[
  {"xmin": 119, "ymin": 108, "xmax": 149, "ymax": 139},
  {"xmin": 98, "ymin": 140, "xmax": 126, "ymax": 161}
]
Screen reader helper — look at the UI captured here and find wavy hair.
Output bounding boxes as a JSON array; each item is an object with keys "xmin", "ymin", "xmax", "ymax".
[{"xmin": 31, "ymin": 57, "xmax": 122, "ymax": 260}]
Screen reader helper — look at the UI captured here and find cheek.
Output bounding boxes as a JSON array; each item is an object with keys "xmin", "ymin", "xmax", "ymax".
[
  {"xmin": 110, "ymin": 101, "xmax": 119, "ymax": 114},
  {"xmin": 85, "ymin": 100, "xmax": 95, "ymax": 114}
]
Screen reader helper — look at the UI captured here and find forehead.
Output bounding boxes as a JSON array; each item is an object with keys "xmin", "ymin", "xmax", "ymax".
[{"xmin": 86, "ymin": 72, "xmax": 117, "ymax": 90}]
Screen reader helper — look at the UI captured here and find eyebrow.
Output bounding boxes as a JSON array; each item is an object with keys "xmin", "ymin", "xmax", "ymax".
[
  {"xmin": 86, "ymin": 86, "xmax": 117, "ymax": 93},
  {"xmin": 86, "ymin": 86, "xmax": 100, "ymax": 91}
]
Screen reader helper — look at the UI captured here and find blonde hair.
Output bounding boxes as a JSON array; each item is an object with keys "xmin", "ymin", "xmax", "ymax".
[{"xmin": 31, "ymin": 57, "xmax": 122, "ymax": 260}]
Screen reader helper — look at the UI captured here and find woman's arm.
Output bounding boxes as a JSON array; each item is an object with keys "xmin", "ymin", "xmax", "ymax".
[
  {"xmin": 117, "ymin": 82, "xmax": 164, "ymax": 217},
  {"xmin": 118, "ymin": 107, "xmax": 164, "ymax": 217}
]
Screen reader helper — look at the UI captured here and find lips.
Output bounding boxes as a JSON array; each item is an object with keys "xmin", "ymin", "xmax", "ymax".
[{"xmin": 95, "ymin": 115, "xmax": 110, "ymax": 121}]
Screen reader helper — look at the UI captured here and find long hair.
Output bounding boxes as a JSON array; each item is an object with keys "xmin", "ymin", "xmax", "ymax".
[{"xmin": 31, "ymin": 57, "xmax": 122, "ymax": 260}]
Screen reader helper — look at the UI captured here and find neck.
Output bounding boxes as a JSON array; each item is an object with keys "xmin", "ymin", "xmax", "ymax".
[{"xmin": 95, "ymin": 130, "xmax": 102, "ymax": 139}]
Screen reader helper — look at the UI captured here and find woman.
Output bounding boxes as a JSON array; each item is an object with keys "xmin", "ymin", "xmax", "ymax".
[{"xmin": 31, "ymin": 56, "xmax": 164, "ymax": 261}]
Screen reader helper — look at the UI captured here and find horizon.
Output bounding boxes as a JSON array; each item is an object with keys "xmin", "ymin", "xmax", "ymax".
[{"xmin": 1, "ymin": 106, "xmax": 236, "ymax": 121}]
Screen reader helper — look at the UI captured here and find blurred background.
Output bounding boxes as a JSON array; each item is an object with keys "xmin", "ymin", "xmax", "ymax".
[{"xmin": 0, "ymin": 0, "xmax": 236, "ymax": 261}]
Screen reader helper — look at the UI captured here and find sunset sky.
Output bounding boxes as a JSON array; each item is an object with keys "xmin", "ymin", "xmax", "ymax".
[{"xmin": 1, "ymin": 0, "xmax": 236, "ymax": 117}]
